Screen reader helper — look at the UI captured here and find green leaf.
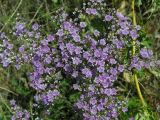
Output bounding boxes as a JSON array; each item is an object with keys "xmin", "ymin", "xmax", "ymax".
[
  {"xmin": 52, "ymin": 0, "xmax": 58, "ymax": 3},
  {"xmin": 137, "ymin": 0, "xmax": 142, "ymax": 6},
  {"xmin": 69, "ymin": 93, "xmax": 80, "ymax": 102},
  {"xmin": 135, "ymin": 114, "xmax": 140, "ymax": 120}
]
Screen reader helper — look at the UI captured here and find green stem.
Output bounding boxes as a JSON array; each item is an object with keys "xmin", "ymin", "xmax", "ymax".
[
  {"xmin": 28, "ymin": 3, "xmax": 43, "ymax": 26},
  {"xmin": 0, "ymin": 86, "xmax": 18, "ymax": 96},
  {"xmin": 132, "ymin": 0, "xmax": 146, "ymax": 106}
]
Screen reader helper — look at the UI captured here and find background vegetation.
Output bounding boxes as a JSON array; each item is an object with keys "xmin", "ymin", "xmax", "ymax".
[{"xmin": 0, "ymin": 0, "xmax": 160, "ymax": 119}]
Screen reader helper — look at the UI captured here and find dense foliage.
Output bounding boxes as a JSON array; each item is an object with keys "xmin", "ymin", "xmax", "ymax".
[{"xmin": 0, "ymin": 0, "xmax": 160, "ymax": 120}]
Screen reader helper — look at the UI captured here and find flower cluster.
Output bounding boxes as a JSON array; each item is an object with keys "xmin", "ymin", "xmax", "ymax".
[
  {"xmin": 0, "ymin": 32, "xmax": 14, "ymax": 67},
  {"xmin": 0, "ymin": 0, "xmax": 159, "ymax": 119},
  {"xmin": 10, "ymin": 100, "xmax": 30, "ymax": 120}
]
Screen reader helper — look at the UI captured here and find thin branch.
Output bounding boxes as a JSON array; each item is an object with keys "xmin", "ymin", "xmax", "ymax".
[
  {"xmin": 28, "ymin": 3, "xmax": 44, "ymax": 26},
  {"xmin": 0, "ymin": 0, "xmax": 23, "ymax": 32}
]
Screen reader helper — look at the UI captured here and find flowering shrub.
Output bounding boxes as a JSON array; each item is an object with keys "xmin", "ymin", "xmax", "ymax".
[{"xmin": 0, "ymin": 0, "xmax": 159, "ymax": 119}]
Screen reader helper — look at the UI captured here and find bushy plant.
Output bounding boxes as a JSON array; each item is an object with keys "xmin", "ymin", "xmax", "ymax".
[{"xmin": 0, "ymin": 0, "xmax": 159, "ymax": 119}]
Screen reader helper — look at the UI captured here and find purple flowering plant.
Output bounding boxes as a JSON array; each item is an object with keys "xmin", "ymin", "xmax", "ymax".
[{"xmin": 0, "ymin": 0, "xmax": 159, "ymax": 119}]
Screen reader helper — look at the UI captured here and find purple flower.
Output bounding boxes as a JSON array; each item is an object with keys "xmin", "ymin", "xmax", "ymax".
[
  {"xmin": 19, "ymin": 45, "xmax": 25, "ymax": 53},
  {"xmin": 76, "ymin": 102, "xmax": 83, "ymax": 109},
  {"xmin": 110, "ymin": 68, "xmax": 118, "ymax": 75},
  {"xmin": 74, "ymin": 47, "xmax": 82, "ymax": 54},
  {"xmin": 121, "ymin": 29, "xmax": 129, "ymax": 35},
  {"xmin": 93, "ymin": 30, "xmax": 100, "ymax": 37},
  {"xmin": 44, "ymin": 55, "xmax": 52, "ymax": 64},
  {"xmin": 0, "ymin": 32, "xmax": 5, "ymax": 39},
  {"xmin": 27, "ymin": 31, "xmax": 34, "ymax": 37},
  {"xmin": 111, "ymin": 109, "xmax": 118, "ymax": 117},
  {"xmin": 122, "ymin": 107, "xmax": 128, "ymax": 112},
  {"xmin": 69, "ymin": 27, "xmax": 77, "ymax": 35},
  {"xmin": 90, "ymin": 0, "xmax": 103, "ymax": 3},
  {"xmin": 132, "ymin": 63, "xmax": 142, "ymax": 70},
  {"xmin": 41, "ymin": 94, "xmax": 48, "ymax": 105},
  {"xmin": 116, "ymin": 12, "xmax": 125, "ymax": 20},
  {"xmin": 83, "ymin": 51, "xmax": 91, "ymax": 60},
  {"xmin": 82, "ymin": 68, "xmax": 92, "ymax": 78},
  {"xmin": 103, "ymin": 46, "xmax": 109, "ymax": 52},
  {"xmin": 94, "ymin": 49, "xmax": 101, "ymax": 57},
  {"xmin": 40, "ymin": 45, "xmax": 50, "ymax": 53},
  {"xmin": 90, "ymin": 108, "xmax": 97, "ymax": 115},
  {"xmin": 7, "ymin": 44, "xmax": 13, "ymax": 50},
  {"xmin": 47, "ymin": 34, "xmax": 54, "ymax": 41},
  {"xmin": 90, "ymin": 8, "xmax": 98, "ymax": 15},
  {"xmin": 41, "ymin": 39, "xmax": 48, "ymax": 46},
  {"xmin": 32, "ymin": 23, "xmax": 39, "ymax": 31},
  {"xmin": 35, "ymin": 32, "xmax": 40, "ymax": 38},
  {"xmin": 140, "ymin": 48, "xmax": 153, "ymax": 59},
  {"xmin": 97, "ymin": 104, "xmax": 104, "ymax": 111},
  {"xmin": 10, "ymin": 99, "xmax": 16, "ymax": 106},
  {"xmin": 3, "ymin": 39, "xmax": 9, "ymax": 46},
  {"xmin": 96, "ymin": 60, "xmax": 105, "ymax": 66},
  {"xmin": 16, "ymin": 111, "xmax": 23, "ymax": 118},
  {"xmin": 10, "ymin": 102, "xmax": 30, "ymax": 120},
  {"xmin": 63, "ymin": 21, "xmax": 71, "ymax": 30},
  {"xmin": 89, "ymin": 97, "xmax": 97, "ymax": 105},
  {"xmin": 91, "ymin": 39, "xmax": 98, "ymax": 47},
  {"xmin": 109, "ymin": 58, "xmax": 117, "ymax": 65},
  {"xmin": 64, "ymin": 64, "xmax": 71, "ymax": 72},
  {"xmin": 97, "ymin": 66, "xmax": 105, "ymax": 73},
  {"xmin": 135, "ymin": 25, "xmax": 141, "ymax": 31},
  {"xmin": 73, "ymin": 84, "xmax": 81, "ymax": 90},
  {"xmin": 88, "ymin": 57, "xmax": 95, "ymax": 64},
  {"xmin": 112, "ymin": 40, "xmax": 124, "ymax": 49},
  {"xmin": 66, "ymin": 43, "xmax": 75, "ymax": 55},
  {"xmin": 56, "ymin": 29, "xmax": 64, "ymax": 37},
  {"xmin": 118, "ymin": 65, "xmax": 124, "ymax": 72},
  {"xmin": 2, "ymin": 60, "xmax": 9, "ymax": 67},
  {"xmin": 15, "ymin": 22, "xmax": 25, "ymax": 31},
  {"xmin": 88, "ymin": 84, "xmax": 95, "ymax": 91},
  {"xmin": 86, "ymin": 8, "xmax": 97, "ymax": 15},
  {"xmin": 105, "ymin": 15, "xmax": 113, "ymax": 21},
  {"xmin": 47, "ymin": 90, "xmax": 60, "ymax": 102},
  {"xmin": 72, "ymin": 71, "xmax": 78, "ymax": 78},
  {"xmin": 130, "ymin": 30, "xmax": 138, "ymax": 39},
  {"xmin": 99, "ymin": 39, "xmax": 106, "ymax": 45},
  {"xmin": 80, "ymin": 22, "xmax": 87, "ymax": 28},
  {"xmin": 72, "ymin": 57, "xmax": 82, "ymax": 65},
  {"xmin": 73, "ymin": 35, "xmax": 81, "ymax": 42},
  {"xmin": 104, "ymin": 88, "xmax": 117, "ymax": 96}
]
